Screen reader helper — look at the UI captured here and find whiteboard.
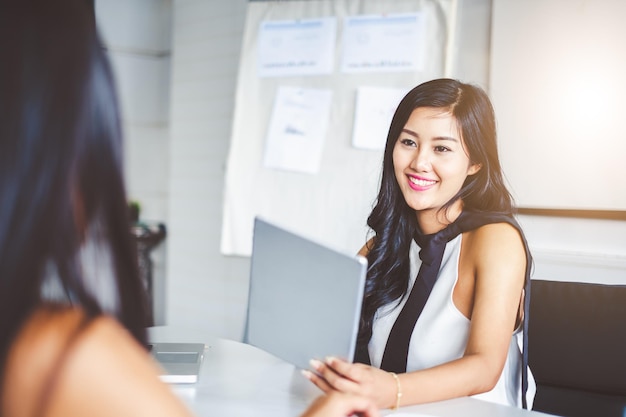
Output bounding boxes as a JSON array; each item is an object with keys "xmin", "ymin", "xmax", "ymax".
[
  {"xmin": 222, "ymin": 0, "xmax": 491, "ymax": 256},
  {"xmin": 490, "ymin": 0, "xmax": 626, "ymax": 211}
]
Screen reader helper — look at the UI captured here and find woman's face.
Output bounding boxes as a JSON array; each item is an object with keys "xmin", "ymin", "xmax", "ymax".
[{"xmin": 392, "ymin": 107, "xmax": 481, "ymax": 219}]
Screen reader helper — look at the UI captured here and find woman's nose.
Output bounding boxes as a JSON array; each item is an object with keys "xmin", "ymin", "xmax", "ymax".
[{"xmin": 410, "ymin": 149, "xmax": 431, "ymax": 172}]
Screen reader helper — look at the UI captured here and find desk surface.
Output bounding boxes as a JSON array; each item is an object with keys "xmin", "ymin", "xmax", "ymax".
[{"xmin": 148, "ymin": 327, "xmax": 555, "ymax": 417}]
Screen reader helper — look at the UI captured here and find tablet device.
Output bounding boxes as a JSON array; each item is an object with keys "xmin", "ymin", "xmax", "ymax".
[{"xmin": 244, "ymin": 217, "xmax": 367, "ymax": 370}]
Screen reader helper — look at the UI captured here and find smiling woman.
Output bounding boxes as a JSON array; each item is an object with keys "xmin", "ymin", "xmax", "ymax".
[{"xmin": 303, "ymin": 79, "xmax": 536, "ymax": 411}]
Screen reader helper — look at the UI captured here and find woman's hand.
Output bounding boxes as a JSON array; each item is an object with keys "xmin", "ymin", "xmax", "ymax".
[
  {"xmin": 302, "ymin": 357, "xmax": 398, "ymax": 409},
  {"xmin": 300, "ymin": 392, "xmax": 379, "ymax": 417}
]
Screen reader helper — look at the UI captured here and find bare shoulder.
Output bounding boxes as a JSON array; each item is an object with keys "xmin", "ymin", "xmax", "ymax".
[
  {"xmin": 462, "ymin": 222, "xmax": 526, "ymax": 282},
  {"xmin": 3, "ymin": 306, "xmax": 193, "ymax": 417},
  {"xmin": 464, "ymin": 222, "xmax": 525, "ymax": 257},
  {"xmin": 3, "ymin": 307, "xmax": 84, "ymax": 417},
  {"xmin": 463, "ymin": 222, "xmax": 527, "ymax": 286}
]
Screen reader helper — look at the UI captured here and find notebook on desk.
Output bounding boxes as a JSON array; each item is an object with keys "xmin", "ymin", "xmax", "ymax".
[
  {"xmin": 244, "ymin": 217, "xmax": 368, "ymax": 370},
  {"xmin": 149, "ymin": 342, "xmax": 205, "ymax": 383}
]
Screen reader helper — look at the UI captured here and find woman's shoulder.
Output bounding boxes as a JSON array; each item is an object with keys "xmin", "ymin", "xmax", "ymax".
[
  {"xmin": 6, "ymin": 306, "xmax": 131, "ymax": 371},
  {"xmin": 4, "ymin": 307, "xmax": 82, "ymax": 407},
  {"xmin": 3, "ymin": 305, "xmax": 193, "ymax": 417},
  {"xmin": 462, "ymin": 221, "xmax": 526, "ymax": 266},
  {"xmin": 463, "ymin": 220, "xmax": 523, "ymax": 246},
  {"xmin": 3, "ymin": 306, "xmax": 88, "ymax": 416}
]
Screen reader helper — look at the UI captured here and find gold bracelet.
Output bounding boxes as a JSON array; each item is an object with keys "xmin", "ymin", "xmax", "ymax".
[{"xmin": 389, "ymin": 372, "xmax": 402, "ymax": 410}]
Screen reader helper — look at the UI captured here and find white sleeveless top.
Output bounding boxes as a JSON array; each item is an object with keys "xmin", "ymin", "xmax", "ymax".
[{"xmin": 368, "ymin": 235, "xmax": 535, "ymax": 408}]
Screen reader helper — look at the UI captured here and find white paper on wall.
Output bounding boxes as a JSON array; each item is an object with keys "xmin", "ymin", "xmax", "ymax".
[
  {"xmin": 341, "ymin": 13, "xmax": 424, "ymax": 73},
  {"xmin": 263, "ymin": 86, "xmax": 333, "ymax": 174},
  {"xmin": 257, "ymin": 17, "xmax": 337, "ymax": 77}
]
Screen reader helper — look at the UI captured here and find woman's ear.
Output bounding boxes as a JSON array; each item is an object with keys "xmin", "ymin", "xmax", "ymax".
[{"xmin": 468, "ymin": 162, "xmax": 482, "ymax": 176}]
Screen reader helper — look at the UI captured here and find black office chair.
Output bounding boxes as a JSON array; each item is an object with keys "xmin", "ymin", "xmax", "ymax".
[{"xmin": 528, "ymin": 279, "xmax": 626, "ymax": 417}]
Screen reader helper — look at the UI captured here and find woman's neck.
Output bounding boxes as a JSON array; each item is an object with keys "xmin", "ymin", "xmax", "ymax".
[{"xmin": 416, "ymin": 201, "xmax": 464, "ymax": 235}]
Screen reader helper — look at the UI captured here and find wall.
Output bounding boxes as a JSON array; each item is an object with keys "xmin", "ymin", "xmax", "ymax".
[
  {"xmin": 167, "ymin": 0, "xmax": 250, "ymax": 339},
  {"xmin": 519, "ymin": 215, "xmax": 626, "ymax": 286},
  {"xmin": 491, "ymin": 0, "xmax": 626, "ymax": 211},
  {"xmin": 95, "ymin": 0, "xmax": 172, "ymax": 324},
  {"xmin": 96, "ymin": 0, "xmax": 172, "ymax": 221},
  {"xmin": 100, "ymin": 0, "xmax": 626, "ymax": 343}
]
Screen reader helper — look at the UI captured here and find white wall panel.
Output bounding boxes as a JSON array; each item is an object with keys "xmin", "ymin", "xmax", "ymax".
[
  {"xmin": 96, "ymin": 0, "xmax": 172, "ymax": 54},
  {"xmin": 167, "ymin": 0, "xmax": 249, "ymax": 339},
  {"xmin": 96, "ymin": 0, "xmax": 172, "ymax": 324}
]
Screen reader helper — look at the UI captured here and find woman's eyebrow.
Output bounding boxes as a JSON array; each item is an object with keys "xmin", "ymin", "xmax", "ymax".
[
  {"xmin": 401, "ymin": 128, "xmax": 459, "ymax": 143},
  {"xmin": 401, "ymin": 128, "xmax": 418, "ymax": 137},
  {"xmin": 433, "ymin": 136, "xmax": 460, "ymax": 143}
]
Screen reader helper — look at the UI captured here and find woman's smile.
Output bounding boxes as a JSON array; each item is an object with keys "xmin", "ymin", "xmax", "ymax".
[{"xmin": 407, "ymin": 174, "xmax": 437, "ymax": 191}]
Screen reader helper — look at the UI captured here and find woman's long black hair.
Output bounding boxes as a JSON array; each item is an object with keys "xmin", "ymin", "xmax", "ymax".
[
  {"xmin": 357, "ymin": 78, "xmax": 515, "ymax": 349},
  {"xmin": 0, "ymin": 0, "xmax": 148, "ymax": 386}
]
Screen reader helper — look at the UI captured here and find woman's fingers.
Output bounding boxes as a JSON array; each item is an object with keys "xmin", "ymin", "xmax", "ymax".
[
  {"xmin": 305, "ymin": 358, "xmax": 361, "ymax": 393},
  {"xmin": 302, "ymin": 369, "xmax": 333, "ymax": 393},
  {"xmin": 304, "ymin": 357, "xmax": 395, "ymax": 409},
  {"xmin": 324, "ymin": 356, "xmax": 362, "ymax": 381}
]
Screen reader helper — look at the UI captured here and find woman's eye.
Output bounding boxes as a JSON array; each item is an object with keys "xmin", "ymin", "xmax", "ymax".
[
  {"xmin": 434, "ymin": 145, "xmax": 451, "ymax": 152},
  {"xmin": 400, "ymin": 138, "xmax": 416, "ymax": 147}
]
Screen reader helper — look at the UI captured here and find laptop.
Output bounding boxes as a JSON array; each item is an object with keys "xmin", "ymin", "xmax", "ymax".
[
  {"xmin": 149, "ymin": 342, "xmax": 205, "ymax": 383},
  {"xmin": 244, "ymin": 217, "xmax": 368, "ymax": 370}
]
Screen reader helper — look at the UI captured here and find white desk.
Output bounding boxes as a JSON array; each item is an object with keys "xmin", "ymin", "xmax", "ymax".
[{"xmin": 148, "ymin": 327, "xmax": 555, "ymax": 417}]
